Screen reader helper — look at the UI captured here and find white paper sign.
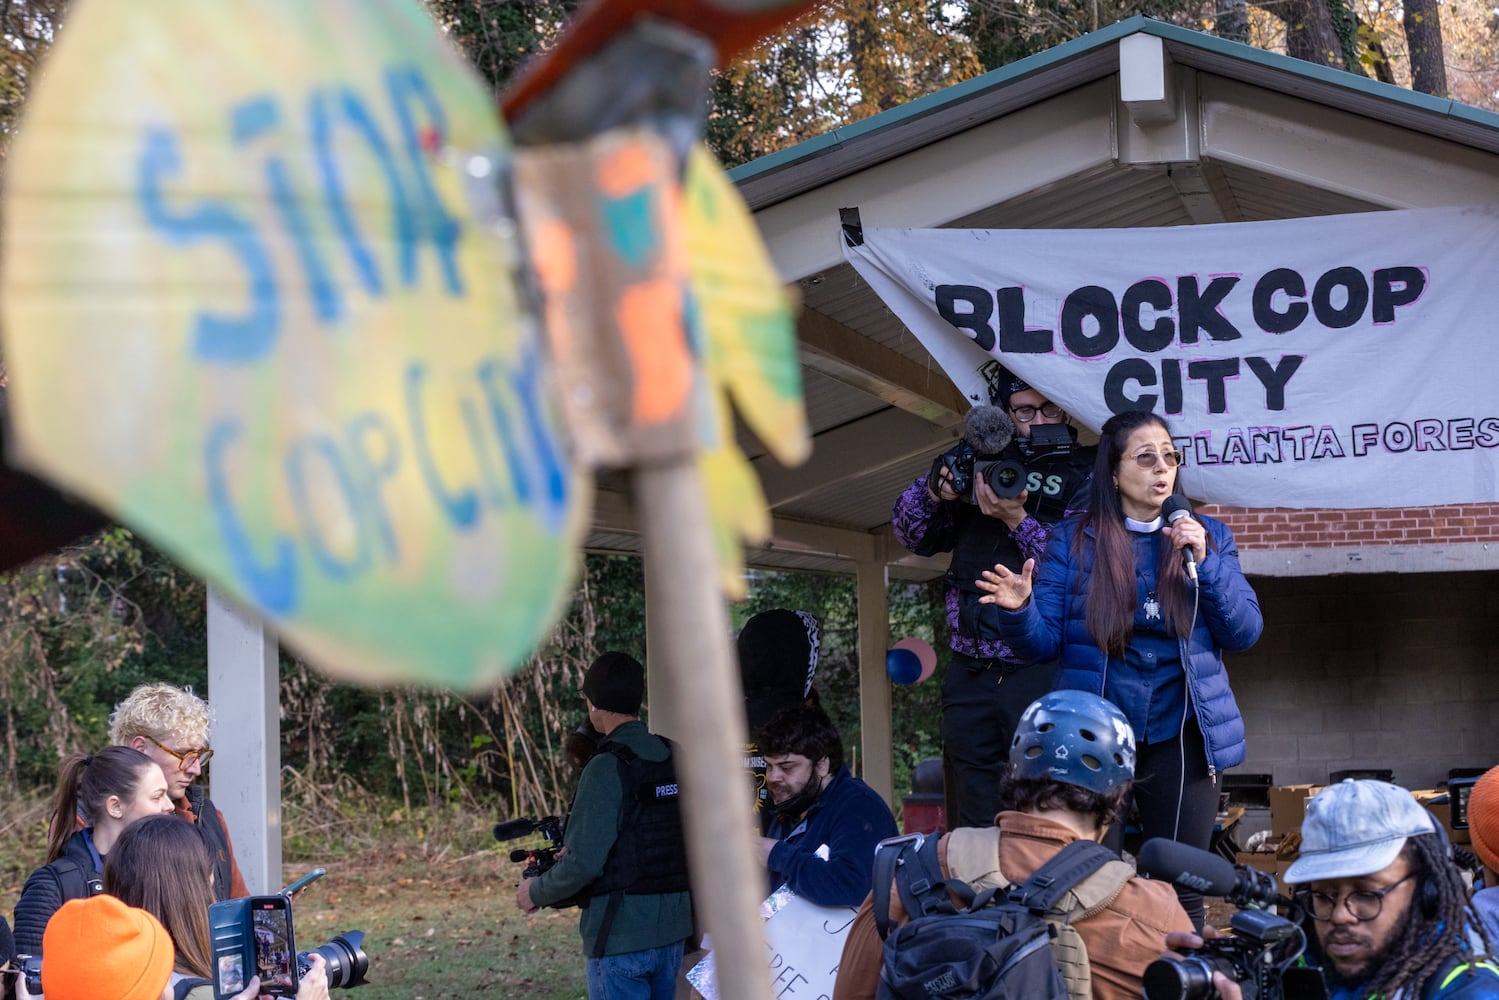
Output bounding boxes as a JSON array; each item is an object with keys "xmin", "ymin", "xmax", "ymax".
[
  {"xmin": 844, "ymin": 205, "xmax": 1499, "ymax": 509},
  {"xmin": 688, "ymin": 855, "xmax": 859, "ymax": 1000}
]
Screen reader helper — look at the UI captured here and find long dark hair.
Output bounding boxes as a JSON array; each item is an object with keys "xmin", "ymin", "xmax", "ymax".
[
  {"xmin": 1077, "ymin": 411, "xmax": 1195, "ymax": 655},
  {"xmin": 104, "ymin": 814, "xmax": 215, "ymax": 979},
  {"xmin": 45, "ymin": 746, "xmax": 159, "ymax": 863}
]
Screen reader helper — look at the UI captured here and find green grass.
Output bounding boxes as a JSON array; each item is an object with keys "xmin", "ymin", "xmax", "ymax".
[{"xmin": 300, "ymin": 850, "xmax": 587, "ymax": 1000}]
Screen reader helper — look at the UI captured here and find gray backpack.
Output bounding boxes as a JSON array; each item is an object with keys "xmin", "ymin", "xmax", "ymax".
[{"xmin": 872, "ymin": 832, "xmax": 1130, "ymax": 1000}]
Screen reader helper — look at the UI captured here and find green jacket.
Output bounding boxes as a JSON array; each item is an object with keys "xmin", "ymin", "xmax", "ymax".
[{"xmin": 528, "ymin": 720, "xmax": 693, "ymax": 956}]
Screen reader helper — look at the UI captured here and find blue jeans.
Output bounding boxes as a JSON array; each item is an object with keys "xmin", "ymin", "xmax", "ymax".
[{"xmin": 584, "ymin": 940, "xmax": 684, "ymax": 1000}]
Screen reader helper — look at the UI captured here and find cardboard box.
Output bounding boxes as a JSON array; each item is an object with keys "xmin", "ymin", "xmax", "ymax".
[
  {"xmin": 1269, "ymin": 784, "xmax": 1323, "ymax": 838},
  {"xmin": 1411, "ymin": 788, "xmax": 1472, "ymax": 845},
  {"xmin": 1236, "ymin": 852, "xmax": 1294, "ymax": 886}
]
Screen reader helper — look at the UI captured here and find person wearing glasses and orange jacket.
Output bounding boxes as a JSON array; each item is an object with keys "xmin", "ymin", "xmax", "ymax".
[
  {"xmin": 106, "ymin": 683, "xmax": 250, "ymax": 900},
  {"xmin": 892, "ymin": 371, "xmax": 1094, "ymax": 831},
  {"xmin": 977, "ymin": 409, "xmax": 1262, "ymax": 930}
]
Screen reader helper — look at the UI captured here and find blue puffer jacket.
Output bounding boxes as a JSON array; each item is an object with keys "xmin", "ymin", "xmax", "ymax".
[{"xmin": 997, "ymin": 513, "xmax": 1262, "ymax": 773}]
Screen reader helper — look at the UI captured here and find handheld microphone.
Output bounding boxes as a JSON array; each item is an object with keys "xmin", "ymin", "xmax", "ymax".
[
  {"xmin": 1160, "ymin": 493, "xmax": 1198, "ymax": 584},
  {"xmin": 1137, "ymin": 838, "xmax": 1285, "ymax": 909}
]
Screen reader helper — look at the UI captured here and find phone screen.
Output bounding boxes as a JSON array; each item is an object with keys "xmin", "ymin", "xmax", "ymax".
[{"xmin": 250, "ymin": 897, "xmax": 298, "ymax": 997}]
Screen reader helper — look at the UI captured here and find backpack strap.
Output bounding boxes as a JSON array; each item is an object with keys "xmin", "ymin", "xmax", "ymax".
[
  {"xmin": 873, "ymin": 833, "xmax": 949, "ymax": 941},
  {"xmin": 1008, "ymin": 839, "xmax": 1117, "ymax": 913},
  {"xmin": 943, "ymin": 826, "xmax": 1005, "ymax": 891},
  {"xmin": 48, "ymin": 858, "xmax": 103, "ymax": 903}
]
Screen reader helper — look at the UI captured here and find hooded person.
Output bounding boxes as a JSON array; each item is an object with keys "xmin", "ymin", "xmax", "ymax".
[{"xmin": 736, "ymin": 609, "xmax": 821, "ymax": 829}]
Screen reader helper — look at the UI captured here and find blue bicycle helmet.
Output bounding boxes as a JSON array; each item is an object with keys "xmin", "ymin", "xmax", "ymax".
[{"xmin": 1010, "ymin": 690, "xmax": 1136, "ymax": 793}]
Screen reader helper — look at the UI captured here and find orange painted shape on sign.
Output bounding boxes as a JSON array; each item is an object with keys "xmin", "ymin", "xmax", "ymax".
[{"xmin": 617, "ymin": 278, "xmax": 692, "ymax": 425}]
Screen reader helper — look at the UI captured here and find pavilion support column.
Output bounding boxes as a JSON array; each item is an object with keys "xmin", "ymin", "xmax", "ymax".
[
  {"xmin": 855, "ymin": 557, "xmax": 893, "ymax": 808},
  {"xmin": 206, "ymin": 586, "xmax": 281, "ymax": 894}
]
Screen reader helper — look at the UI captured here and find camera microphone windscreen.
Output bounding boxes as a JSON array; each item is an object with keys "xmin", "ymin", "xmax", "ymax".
[
  {"xmin": 963, "ymin": 405, "xmax": 1014, "ymax": 458},
  {"xmin": 1138, "ymin": 837, "xmax": 1239, "ymax": 896},
  {"xmin": 493, "ymin": 818, "xmax": 536, "ymax": 841}
]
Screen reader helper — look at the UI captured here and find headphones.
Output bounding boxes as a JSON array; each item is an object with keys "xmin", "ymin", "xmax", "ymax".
[{"xmin": 1418, "ymin": 820, "xmax": 1453, "ymax": 919}]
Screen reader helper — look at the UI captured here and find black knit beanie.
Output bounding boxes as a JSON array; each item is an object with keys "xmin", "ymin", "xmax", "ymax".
[{"xmin": 582, "ymin": 652, "xmax": 645, "ymax": 715}]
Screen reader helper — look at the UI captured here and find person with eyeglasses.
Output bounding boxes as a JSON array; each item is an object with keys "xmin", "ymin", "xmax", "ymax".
[
  {"xmin": 976, "ymin": 409, "xmax": 1261, "ymax": 929},
  {"xmin": 892, "ymin": 370, "xmax": 1096, "ymax": 830},
  {"xmin": 1168, "ymin": 779, "xmax": 1499, "ymax": 1000},
  {"xmin": 13, "ymin": 745, "xmax": 174, "ymax": 956},
  {"xmin": 105, "ymin": 683, "xmax": 250, "ymax": 900}
]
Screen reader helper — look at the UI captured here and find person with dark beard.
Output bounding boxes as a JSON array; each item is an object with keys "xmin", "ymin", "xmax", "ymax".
[
  {"xmin": 752, "ymin": 705, "xmax": 897, "ymax": 907},
  {"xmin": 1169, "ymin": 780, "xmax": 1499, "ymax": 1000}
]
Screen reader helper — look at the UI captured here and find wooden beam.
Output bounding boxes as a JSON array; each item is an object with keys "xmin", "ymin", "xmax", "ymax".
[
  {"xmin": 798, "ymin": 307, "xmax": 967, "ymax": 422},
  {"xmin": 752, "ymin": 407, "xmax": 960, "ymax": 508}
]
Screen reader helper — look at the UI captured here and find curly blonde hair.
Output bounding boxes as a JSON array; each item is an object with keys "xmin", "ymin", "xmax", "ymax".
[{"xmin": 108, "ymin": 683, "xmax": 213, "ymax": 746}]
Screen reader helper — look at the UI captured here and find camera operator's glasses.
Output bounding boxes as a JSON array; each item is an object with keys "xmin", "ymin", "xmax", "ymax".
[
  {"xmin": 144, "ymin": 734, "xmax": 214, "ymax": 769},
  {"xmin": 1130, "ymin": 450, "xmax": 1185, "ymax": 469},
  {"xmin": 1297, "ymin": 873, "xmax": 1416, "ymax": 921},
  {"xmin": 1009, "ymin": 403, "xmax": 1064, "ymax": 423}
]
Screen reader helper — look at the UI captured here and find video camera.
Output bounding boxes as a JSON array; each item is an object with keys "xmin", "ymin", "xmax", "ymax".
[
  {"xmin": 494, "ymin": 815, "xmax": 567, "ymax": 880},
  {"xmin": 207, "ymin": 868, "xmax": 369, "ymax": 999},
  {"xmin": 1138, "ymin": 839, "xmax": 1326, "ymax": 1000},
  {"xmin": 931, "ymin": 407, "xmax": 1081, "ymax": 520}
]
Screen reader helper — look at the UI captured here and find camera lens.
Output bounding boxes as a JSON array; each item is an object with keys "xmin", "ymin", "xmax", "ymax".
[
  {"xmin": 300, "ymin": 931, "xmax": 370, "ymax": 990},
  {"xmin": 984, "ymin": 460, "xmax": 1028, "ymax": 499},
  {"xmin": 1142, "ymin": 955, "xmax": 1219, "ymax": 1000}
]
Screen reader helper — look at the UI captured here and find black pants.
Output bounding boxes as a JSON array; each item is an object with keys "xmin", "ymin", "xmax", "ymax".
[
  {"xmin": 1104, "ymin": 717, "xmax": 1221, "ymax": 930},
  {"xmin": 941, "ymin": 652, "xmax": 1059, "ymax": 829}
]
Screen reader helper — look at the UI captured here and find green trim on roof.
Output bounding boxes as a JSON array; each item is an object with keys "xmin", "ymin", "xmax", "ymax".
[{"xmin": 730, "ymin": 15, "xmax": 1499, "ymax": 183}]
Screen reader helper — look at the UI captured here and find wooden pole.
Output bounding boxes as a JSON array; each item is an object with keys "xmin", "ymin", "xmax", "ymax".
[{"xmin": 634, "ymin": 460, "xmax": 772, "ymax": 1000}]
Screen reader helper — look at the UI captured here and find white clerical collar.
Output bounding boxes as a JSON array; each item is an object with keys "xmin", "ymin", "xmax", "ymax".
[{"xmin": 1125, "ymin": 515, "xmax": 1163, "ymax": 533}]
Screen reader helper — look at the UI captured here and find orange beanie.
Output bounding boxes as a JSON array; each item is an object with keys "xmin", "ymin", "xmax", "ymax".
[
  {"xmin": 1468, "ymin": 766, "xmax": 1499, "ymax": 876},
  {"xmin": 41, "ymin": 894, "xmax": 175, "ymax": 1000}
]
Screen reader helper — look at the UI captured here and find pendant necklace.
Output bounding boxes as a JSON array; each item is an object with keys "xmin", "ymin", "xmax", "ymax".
[{"xmin": 1143, "ymin": 591, "xmax": 1161, "ymax": 622}]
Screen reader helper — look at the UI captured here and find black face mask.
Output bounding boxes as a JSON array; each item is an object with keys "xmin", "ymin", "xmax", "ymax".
[{"xmin": 765, "ymin": 766, "xmax": 826, "ymax": 820}]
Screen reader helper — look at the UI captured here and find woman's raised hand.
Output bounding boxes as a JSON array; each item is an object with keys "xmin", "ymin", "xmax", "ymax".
[{"xmin": 976, "ymin": 558, "xmax": 1034, "ymax": 610}]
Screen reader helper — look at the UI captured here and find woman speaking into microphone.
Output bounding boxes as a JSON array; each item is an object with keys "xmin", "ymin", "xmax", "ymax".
[{"xmin": 976, "ymin": 409, "xmax": 1261, "ymax": 928}]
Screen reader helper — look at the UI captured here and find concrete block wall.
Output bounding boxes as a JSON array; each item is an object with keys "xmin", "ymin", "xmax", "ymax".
[{"xmin": 1222, "ymin": 570, "xmax": 1499, "ymax": 791}]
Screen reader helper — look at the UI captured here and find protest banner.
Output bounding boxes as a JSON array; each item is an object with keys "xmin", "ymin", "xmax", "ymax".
[{"xmin": 845, "ymin": 206, "xmax": 1499, "ymax": 507}]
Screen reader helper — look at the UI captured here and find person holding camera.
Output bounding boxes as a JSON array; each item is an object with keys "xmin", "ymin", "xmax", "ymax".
[
  {"xmin": 1166, "ymin": 780, "xmax": 1499, "ymax": 1000},
  {"xmin": 12, "ymin": 746, "xmax": 174, "ymax": 957},
  {"xmin": 513, "ymin": 652, "xmax": 692, "ymax": 1000},
  {"xmin": 19, "ymin": 892, "xmax": 299, "ymax": 1000},
  {"xmin": 832, "ymin": 691, "xmax": 1193, "ymax": 1000},
  {"xmin": 101, "ymin": 815, "xmax": 331, "ymax": 1000},
  {"xmin": 892, "ymin": 371, "xmax": 1093, "ymax": 830},
  {"xmin": 977, "ymin": 409, "xmax": 1261, "ymax": 930}
]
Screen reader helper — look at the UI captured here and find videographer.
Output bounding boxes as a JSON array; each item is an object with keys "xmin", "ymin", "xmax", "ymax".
[
  {"xmin": 1166, "ymin": 779, "xmax": 1499, "ymax": 1000},
  {"xmin": 513, "ymin": 652, "xmax": 691, "ymax": 1000},
  {"xmin": 892, "ymin": 370, "xmax": 1092, "ymax": 829}
]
